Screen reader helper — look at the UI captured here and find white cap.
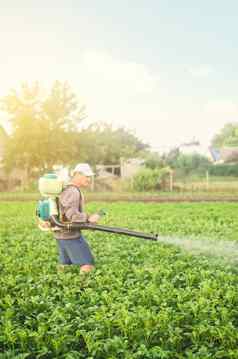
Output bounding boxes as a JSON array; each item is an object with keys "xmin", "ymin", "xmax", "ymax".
[{"xmin": 73, "ymin": 163, "xmax": 94, "ymax": 176}]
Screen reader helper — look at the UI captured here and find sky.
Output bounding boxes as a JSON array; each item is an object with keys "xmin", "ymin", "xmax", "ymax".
[{"xmin": 0, "ymin": 0, "xmax": 238, "ymax": 153}]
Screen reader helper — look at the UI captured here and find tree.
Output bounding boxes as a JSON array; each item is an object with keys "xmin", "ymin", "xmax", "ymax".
[
  {"xmin": 144, "ymin": 152, "xmax": 164, "ymax": 169},
  {"xmin": 173, "ymin": 153, "xmax": 211, "ymax": 175},
  {"xmin": 212, "ymin": 122, "xmax": 238, "ymax": 148},
  {"xmin": 1, "ymin": 81, "xmax": 84, "ymax": 181},
  {"xmin": 72, "ymin": 123, "xmax": 149, "ymax": 166},
  {"xmin": 162, "ymin": 149, "xmax": 211, "ymax": 176},
  {"xmin": 1, "ymin": 82, "xmax": 149, "ymax": 184},
  {"xmin": 133, "ymin": 167, "xmax": 171, "ymax": 191},
  {"xmin": 0, "ymin": 125, "xmax": 8, "ymax": 159}
]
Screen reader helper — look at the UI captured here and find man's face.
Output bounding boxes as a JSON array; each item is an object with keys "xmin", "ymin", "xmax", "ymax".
[{"xmin": 73, "ymin": 173, "xmax": 91, "ymax": 187}]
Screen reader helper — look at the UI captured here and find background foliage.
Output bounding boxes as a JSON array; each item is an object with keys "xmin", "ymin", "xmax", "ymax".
[{"xmin": 0, "ymin": 82, "xmax": 147, "ymax": 183}]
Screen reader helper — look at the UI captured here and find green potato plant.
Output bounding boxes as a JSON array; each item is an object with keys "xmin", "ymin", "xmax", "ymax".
[{"xmin": 0, "ymin": 202, "xmax": 238, "ymax": 358}]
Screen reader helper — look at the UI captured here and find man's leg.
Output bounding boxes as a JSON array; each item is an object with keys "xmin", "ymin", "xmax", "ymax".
[
  {"xmin": 80, "ymin": 264, "xmax": 94, "ymax": 273},
  {"xmin": 65, "ymin": 236, "xmax": 95, "ymax": 272},
  {"xmin": 56, "ymin": 240, "xmax": 72, "ymax": 270}
]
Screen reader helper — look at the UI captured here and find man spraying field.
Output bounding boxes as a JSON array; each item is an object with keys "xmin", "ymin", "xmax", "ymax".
[
  {"xmin": 37, "ymin": 163, "xmax": 100, "ymax": 273},
  {"xmin": 37, "ymin": 164, "xmax": 158, "ymax": 272},
  {"xmin": 54, "ymin": 163, "xmax": 101, "ymax": 273}
]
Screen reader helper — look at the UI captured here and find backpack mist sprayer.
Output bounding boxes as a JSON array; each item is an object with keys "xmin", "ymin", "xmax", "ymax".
[{"xmin": 36, "ymin": 173, "xmax": 159, "ymax": 241}]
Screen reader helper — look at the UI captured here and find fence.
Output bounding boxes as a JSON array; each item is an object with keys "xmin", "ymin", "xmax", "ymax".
[{"xmin": 166, "ymin": 171, "xmax": 238, "ymax": 193}]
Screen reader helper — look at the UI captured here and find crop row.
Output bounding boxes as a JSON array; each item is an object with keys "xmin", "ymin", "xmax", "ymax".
[{"xmin": 0, "ymin": 202, "xmax": 238, "ymax": 358}]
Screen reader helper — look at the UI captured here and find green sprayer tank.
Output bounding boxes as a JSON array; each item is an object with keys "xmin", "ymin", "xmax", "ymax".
[{"xmin": 37, "ymin": 173, "xmax": 63, "ymax": 221}]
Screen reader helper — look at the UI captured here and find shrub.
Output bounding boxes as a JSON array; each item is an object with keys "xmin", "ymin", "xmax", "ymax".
[
  {"xmin": 132, "ymin": 167, "xmax": 170, "ymax": 191},
  {"xmin": 208, "ymin": 163, "xmax": 238, "ymax": 176}
]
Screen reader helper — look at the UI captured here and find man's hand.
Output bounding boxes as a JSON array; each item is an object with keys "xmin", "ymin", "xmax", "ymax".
[
  {"xmin": 88, "ymin": 213, "xmax": 101, "ymax": 224},
  {"xmin": 38, "ymin": 219, "xmax": 51, "ymax": 232}
]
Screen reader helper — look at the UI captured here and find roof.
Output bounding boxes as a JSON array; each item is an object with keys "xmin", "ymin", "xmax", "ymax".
[{"xmin": 209, "ymin": 147, "xmax": 221, "ymax": 162}]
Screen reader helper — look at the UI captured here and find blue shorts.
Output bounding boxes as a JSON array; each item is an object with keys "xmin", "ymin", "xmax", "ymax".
[{"xmin": 56, "ymin": 235, "xmax": 95, "ymax": 266}]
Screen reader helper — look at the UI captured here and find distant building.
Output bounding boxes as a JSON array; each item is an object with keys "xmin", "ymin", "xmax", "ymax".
[
  {"xmin": 96, "ymin": 158, "xmax": 145, "ymax": 179},
  {"xmin": 96, "ymin": 164, "xmax": 120, "ymax": 178},
  {"xmin": 120, "ymin": 158, "xmax": 145, "ymax": 178},
  {"xmin": 209, "ymin": 146, "xmax": 238, "ymax": 164}
]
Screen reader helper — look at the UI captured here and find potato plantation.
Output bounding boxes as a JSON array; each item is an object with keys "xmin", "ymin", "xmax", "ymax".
[{"xmin": 0, "ymin": 202, "xmax": 238, "ymax": 358}]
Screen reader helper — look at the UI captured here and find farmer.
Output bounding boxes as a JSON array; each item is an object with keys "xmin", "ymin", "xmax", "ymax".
[{"xmin": 54, "ymin": 163, "xmax": 100, "ymax": 273}]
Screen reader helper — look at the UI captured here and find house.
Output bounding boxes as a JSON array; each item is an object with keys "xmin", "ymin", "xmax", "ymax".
[
  {"xmin": 209, "ymin": 146, "xmax": 238, "ymax": 164},
  {"xmin": 120, "ymin": 158, "xmax": 145, "ymax": 178}
]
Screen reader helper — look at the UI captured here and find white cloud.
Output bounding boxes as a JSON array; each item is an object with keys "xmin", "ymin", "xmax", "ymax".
[
  {"xmin": 82, "ymin": 51, "xmax": 160, "ymax": 95},
  {"xmin": 77, "ymin": 51, "xmax": 163, "ymax": 146},
  {"xmin": 203, "ymin": 100, "xmax": 238, "ymax": 116},
  {"xmin": 187, "ymin": 65, "xmax": 213, "ymax": 78}
]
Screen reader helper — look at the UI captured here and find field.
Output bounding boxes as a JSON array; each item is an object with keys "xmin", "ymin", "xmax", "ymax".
[{"xmin": 0, "ymin": 202, "xmax": 238, "ymax": 358}]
